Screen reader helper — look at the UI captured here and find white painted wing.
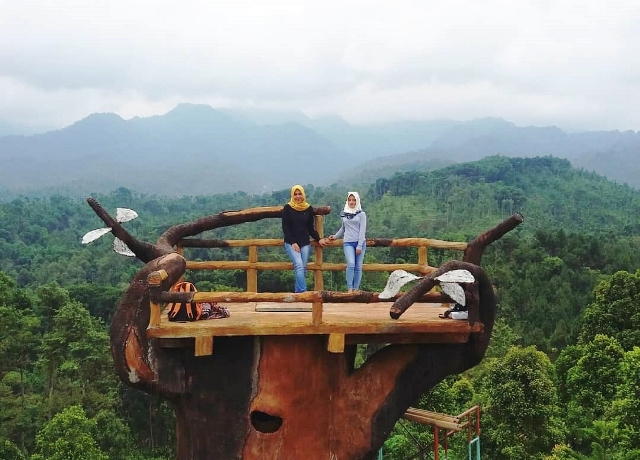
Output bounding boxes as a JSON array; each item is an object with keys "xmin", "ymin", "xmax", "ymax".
[
  {"xmin": 440, "ymin": 282, "xmax": 466, "ymax": 306},
  {"xmin": 113, "ymin": 238, "xmax": 136, "ymax": 257},
  {"xmin": 435, "ymin": 269, "xmax": 474, "ymax": 284},
  {"xmin": 379, "ymin": 270, "xmax": 422, "ymax": 299},
  {"xmin": 115, "ymin": 208, "xmax": 138, "ymax": 223},
  {"xmin": 81, "ymin": 227, "xmax": 112, "ymax": 244}
]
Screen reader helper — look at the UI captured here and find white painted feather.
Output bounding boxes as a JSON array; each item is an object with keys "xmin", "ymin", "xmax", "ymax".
[
  {"xmin": 379, "ymin": 270, "xmax": 422, "ymax": 299},
  {"xmin": 435, "ymin": 269, "xmax": 474, "ymax": 284},
  {"xmin": 440, "ymin": 282, "xmax": 467, "ymax": 306},
  {"xmin": 113, "ymin": 238, "xmax": 135, "ymax": 257},
  {"xmin": 115, "ymin": 208, "xmax": 138, "ymax": 223},
  {"xmin": 81, "ymin": 227, "xmax": 112, "ymax": 244}
]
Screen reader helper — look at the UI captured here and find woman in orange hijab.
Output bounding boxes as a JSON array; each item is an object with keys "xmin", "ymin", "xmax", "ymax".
[{"xmin": 282, "ymin": 185, "xmax": 327, "ymax": 292}]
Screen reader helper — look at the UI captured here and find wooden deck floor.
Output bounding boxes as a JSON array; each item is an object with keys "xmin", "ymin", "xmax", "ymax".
[{"xmin": 147, "ymin": 302, "xmax": 483, "ymax": 348}]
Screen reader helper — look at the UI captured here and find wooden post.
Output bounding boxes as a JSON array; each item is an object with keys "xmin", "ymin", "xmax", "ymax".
[
  {"xmin": 247, "ymin": 245, "xmax": 258, "ymax": 292},
  {"xmin": 312, "ymin": 291, "xmax": 323, "ymax": 325},
  {"xmin": 148, "ymin": 269, "xmax": 168, "ymax": 326},
  {"xmin": 314, "ymin": 215, "xmax": 324, "ymax": 290},
  {"xmin": 418, "ymin": 246, "xmax": 428, "ymax": 266},
  {"xmin": 327, "ymin": 333, "xmax": 345, "ymax": 353},
  {"xmin": 195, "ymin": 336, "xmax": 213, "ymax": 356}
]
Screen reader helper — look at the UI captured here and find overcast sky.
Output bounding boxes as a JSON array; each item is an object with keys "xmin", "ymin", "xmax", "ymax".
[{"xmin": 2, "ymin": 0, "xmax": 639, "ymax": 132}]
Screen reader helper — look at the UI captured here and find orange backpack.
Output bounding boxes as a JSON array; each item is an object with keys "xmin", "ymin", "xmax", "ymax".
[{"xmin": 167, "ymin": 281, "xmax": 203, "ymax": 322}]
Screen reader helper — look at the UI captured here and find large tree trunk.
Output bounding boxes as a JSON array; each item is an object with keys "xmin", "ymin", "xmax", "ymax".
[{"xmin": 87, "ymin": 197, "xmax": 523, "ymax": 459}]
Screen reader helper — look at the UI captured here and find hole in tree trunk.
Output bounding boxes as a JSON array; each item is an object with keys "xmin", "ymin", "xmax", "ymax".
[{"xmin": 250, "ymin": 410, "xmax": 283, "ymax": 433}]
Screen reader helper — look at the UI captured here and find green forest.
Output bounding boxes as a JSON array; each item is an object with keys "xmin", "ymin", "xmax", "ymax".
[{"xmin": 2, "ymin": 155, "xmax": 640, "ymax": 459}]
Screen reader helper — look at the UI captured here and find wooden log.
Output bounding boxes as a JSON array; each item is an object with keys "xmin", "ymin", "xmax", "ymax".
[
  {"xmin": 179, "ymin": 237, "xmax": 467, "ymax": 250},
  {"xmin": 160, "ymin": 290, "xmax": 451, "ymax": 304},
  {"xmin": 186, "ymin": 260, "xmax": 437, "ymax": 274},
  {"xmin": 190, "ymin": 291, "xmax": 320, "ymax": 303}
]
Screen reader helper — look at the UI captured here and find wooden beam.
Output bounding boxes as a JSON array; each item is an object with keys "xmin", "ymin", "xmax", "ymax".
[
  {"xmin": 194, "ymin": 336, "xmax": 213, "ymax": 356},
  {"xmin": 179, "ymin": 237, "xmax": 467, "ymax": 250},
  {"xmin": 401, "ymin": 408, "xmax": 463, "ymax": 431},
  {"xmin": 327, "ymin": 333, "xmax": 345, "ymax": 353},
  {"xmin": 186, "ymin": 260, "xmax": 438, "ymax": 274},
  {"xmin": 148, "ymin": 269, "xmax": 168, "ymax": 327},
  {"xmin": 185, "ymin": 290, "xmax": 451, "ymax": 304}
]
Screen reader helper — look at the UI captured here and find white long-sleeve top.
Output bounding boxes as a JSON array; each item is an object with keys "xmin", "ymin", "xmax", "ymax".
[{"xmin": 333, "ymin": 211, "xmax": 367, "ymax": 250}]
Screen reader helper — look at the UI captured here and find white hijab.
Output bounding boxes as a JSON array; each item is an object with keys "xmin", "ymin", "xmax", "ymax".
[{"xmin": 342, "ymin": 192, "xmax": 362, "ymax": 214}]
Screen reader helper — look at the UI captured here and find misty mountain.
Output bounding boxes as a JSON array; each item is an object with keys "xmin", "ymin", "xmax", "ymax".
[
  {"xmin": 335, "ymin": 118, "xmax": 640, "ymax": 188},
  {"xmin": 1, "ymin": 103, "xmax": 639, "ymax": 201}
]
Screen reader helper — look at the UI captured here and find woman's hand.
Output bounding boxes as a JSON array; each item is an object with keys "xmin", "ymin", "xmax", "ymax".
[
  {"xmin": 356, "ymin": 248, "xmax": 362, "ymax": 255},
  {"xmin": 319, "ymin": 238, "xmax": 328, "ymax": 247},
  {"xmin": 328, "ymin": 235, "xmax": 335, "ymax": 241},
  {"xmin": 292, "ymin": 243, "xmax": 300, "ymax": 252}
]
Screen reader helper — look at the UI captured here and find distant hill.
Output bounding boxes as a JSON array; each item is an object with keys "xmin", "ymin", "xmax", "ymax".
[
  {"xmin": 1, "ymin": 104, "xmax": 639, "ymax": 200},
  {"xmin": 336, "ymin": 118, "xmax": 640, "ymax": 187}
]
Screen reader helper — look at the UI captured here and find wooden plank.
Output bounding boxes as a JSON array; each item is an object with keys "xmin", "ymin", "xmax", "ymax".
[
  {"xmin": 327, "ymin": 333, "xmax": 345, "ymax": 353},
  {"xmin": 255, "ymin": 303, "xmax": 312, "ymax": 312},
  {"xmin": 194, "ymin": 336, "xmax": 213, "ymax": 356},
  {"xmin": 147, "ymin": 302, "xmax": 482, "ymax": 340},
  {"xmin": 405, "ymin": 407, "xmax": 461, "ymax": 423},
  {"xmin": 401, "ymin": 408, "xmax": 463, "ymax": 431}
]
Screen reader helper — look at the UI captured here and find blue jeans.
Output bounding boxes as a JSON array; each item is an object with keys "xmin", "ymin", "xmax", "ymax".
[
  {"xmin": 284, "ymin": 243, "xmax": 311, "ymax": 293},
  {"xmin": 343, "ymin": 242, "xmax": 366, "ymax": 290}
]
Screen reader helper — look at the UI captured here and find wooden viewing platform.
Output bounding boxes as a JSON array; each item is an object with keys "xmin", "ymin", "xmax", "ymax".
[
  {"xmin": 148, "ymin": 300, "xmax": 483, "ymax": 356},
  {"xmin": 145, "ymin": 211, "xmax": 481, "ymax": 357},
  {"xmin": 86, "ymin": 197, "xmax": 522, "ymax": 460}
]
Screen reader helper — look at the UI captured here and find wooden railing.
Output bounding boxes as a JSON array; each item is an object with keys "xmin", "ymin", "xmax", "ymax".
[
  {"xmin": 147, "ymin": 214, "xmax": 474, "ymax": 332},
  {"xmin": 146, "ymin": 215, "xmax": 478, "ymax": 355},
  {"xmin": 177, "ymin": 215, "xmax": 468, "ymax": 292}
]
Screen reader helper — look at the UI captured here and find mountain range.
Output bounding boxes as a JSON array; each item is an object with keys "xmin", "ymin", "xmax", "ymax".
[{"xmin": 0, "ymin": 103, "xmax": 638, "ymax": 200}]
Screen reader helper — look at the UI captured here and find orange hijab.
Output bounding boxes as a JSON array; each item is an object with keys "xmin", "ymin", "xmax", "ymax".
[{"xmin": 288, "ymin": 185, "xmax": 310, "ymax": 211}]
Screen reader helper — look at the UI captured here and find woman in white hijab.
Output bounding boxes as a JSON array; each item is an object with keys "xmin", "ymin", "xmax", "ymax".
[{"xmin": 328, "ymin": 192, "xmax": 367, "ymax": 292}]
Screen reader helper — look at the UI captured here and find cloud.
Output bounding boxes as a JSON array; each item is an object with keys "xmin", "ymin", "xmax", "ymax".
[{"xmin": 2, "ymin": 0, "xmax": 640, "ymax": 131}]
